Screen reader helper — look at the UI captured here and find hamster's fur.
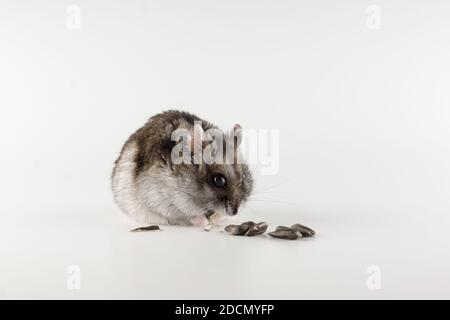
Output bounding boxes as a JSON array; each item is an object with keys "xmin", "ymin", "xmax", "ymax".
[{"xmin": 111, "ymin": 110, "xmax": 253, "ymax": 226}]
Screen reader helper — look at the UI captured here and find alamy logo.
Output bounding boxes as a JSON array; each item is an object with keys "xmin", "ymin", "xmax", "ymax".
[
  {"xmin": 366, "ymin": 265, "xmax": 381, "ymax": 290},
  {"xmin": 66, "ymin": 5, "xmax": 81, "ymax": 30},
  {"xmin": 170, "ymin": 122, "xmax": 279, "ymax": 175},
  {"xmin": 366, "ymin": 5, "xmax": 381, "ymax": 30},
  {"xmin": 66, "ymin": 265, "xmax": 81, "ymax": 290}
]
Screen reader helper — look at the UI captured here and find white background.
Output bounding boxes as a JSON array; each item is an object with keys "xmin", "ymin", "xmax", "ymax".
[{"xmin": 1, "ymin": 0, "xmax": 450, "ymax": 299}]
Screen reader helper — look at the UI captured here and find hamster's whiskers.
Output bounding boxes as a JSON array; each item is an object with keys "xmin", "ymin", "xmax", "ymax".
[{"xmin": 246, "ymin": 197, "xmax": 302, "ymax": 207}]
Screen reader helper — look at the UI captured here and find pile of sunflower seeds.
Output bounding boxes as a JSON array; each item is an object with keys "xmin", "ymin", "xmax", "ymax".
[
  {"xmin": 224, "ymin": 221, "xmax": 268, "ymax": 236},
  {"xmin": 224, "ymin": 221, "xmax": 315, "ymax": 240},
  {"xmin": 268, "ymin": 224, "xmax": 315, "ymax": 240},
  {"xmin": 129, "ymin": 222, "xmax": 316, "ymax": 240}
]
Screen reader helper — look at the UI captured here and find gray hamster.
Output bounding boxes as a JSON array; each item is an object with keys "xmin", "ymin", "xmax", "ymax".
[{"xmin": 111, "ymin": 110, "xmax": 253, "ymax": 226}]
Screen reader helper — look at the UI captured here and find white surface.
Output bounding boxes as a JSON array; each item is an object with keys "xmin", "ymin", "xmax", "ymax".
[
  {"xmin": 1, "ymin": 0, "xmax": 450, "ymax": 299},
  {"xmin": 1, "ymin": 209, "xmax": 450, "ymax": 299}
]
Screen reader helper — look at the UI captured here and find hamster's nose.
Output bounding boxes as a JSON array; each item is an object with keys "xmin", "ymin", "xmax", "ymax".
[
  {"xmin": 230, "ymin": 203, "xmax": 240, "ymax": 215},
  {"xmin": 225, "ymin": 201, "xmax": 240, "ymax": 215}
]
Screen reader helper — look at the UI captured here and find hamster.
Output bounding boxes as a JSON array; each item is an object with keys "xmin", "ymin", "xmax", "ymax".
[{"xmin": 111, "ymin": 110, "xmax": 253, "ymax": 226}]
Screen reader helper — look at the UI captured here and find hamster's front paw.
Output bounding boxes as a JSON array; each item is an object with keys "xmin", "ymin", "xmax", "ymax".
[
  {"xmin": 190, "ymin": 215, "xmax": 209, "ymax": 227},
  {"xmin": 207, "ymin": 211, "xmax": 226, "ymax": 226}
]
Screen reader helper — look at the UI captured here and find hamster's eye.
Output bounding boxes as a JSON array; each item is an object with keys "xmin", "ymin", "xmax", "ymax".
[{"xmin": 213, "ymin": 175, "xmax": 227, "ymax": 188}]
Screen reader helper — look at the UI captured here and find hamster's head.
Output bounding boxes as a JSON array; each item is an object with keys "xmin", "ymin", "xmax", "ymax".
[
  {"xmin": 199, "ymin": 161, "xmax": 253, "ymax": 216},
  {"xmin": 176, "ymin": 123, "xmax": 253, "ymax": 216}
]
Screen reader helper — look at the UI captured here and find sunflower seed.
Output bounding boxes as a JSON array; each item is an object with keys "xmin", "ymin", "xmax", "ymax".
[
  {"xmin": 224, "ymin": 224, "xmax": 246, "ymax": 235},
  {"xmin": 275, "ymin": 226, "xmax": 294, "ymax": 232},
  {"xmin": 291, "ymin": 223, "xmax": 316, "ymax": 237},
  {"xmin": 268, "ymin": 230, "xmax": 299, "ymax": 240},
  {"xmin": 245, "ymin": 222, "xmax": 268, "ymax": 236},
  {"xmin": 131, "ymin": 225, "xmax": 160, "ymax": 232},
  {"xmin": 240, "ymin": 221, "xmax": 256, "ymax": 233},
  {"xmin": 224, "ymin": 221, "xmax": 267, "ymax": 236}
]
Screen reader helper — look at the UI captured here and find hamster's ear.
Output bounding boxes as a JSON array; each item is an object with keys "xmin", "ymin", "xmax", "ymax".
[
  {"xmin": 233, "ymin": 124, "xmax": 242, "ymax": 148},
  {"xmin": 228, "ymin": 124, "xmax": 242, "ymax": 164},
  {"xmin": 193, "ymin": 122, "xmax": 204, "ymax": 147}
]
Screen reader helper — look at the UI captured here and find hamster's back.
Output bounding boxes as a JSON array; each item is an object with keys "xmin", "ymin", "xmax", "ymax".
[{"xmin": 111, "ymin": 110, "xmax": 216, "ymax": 223}]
